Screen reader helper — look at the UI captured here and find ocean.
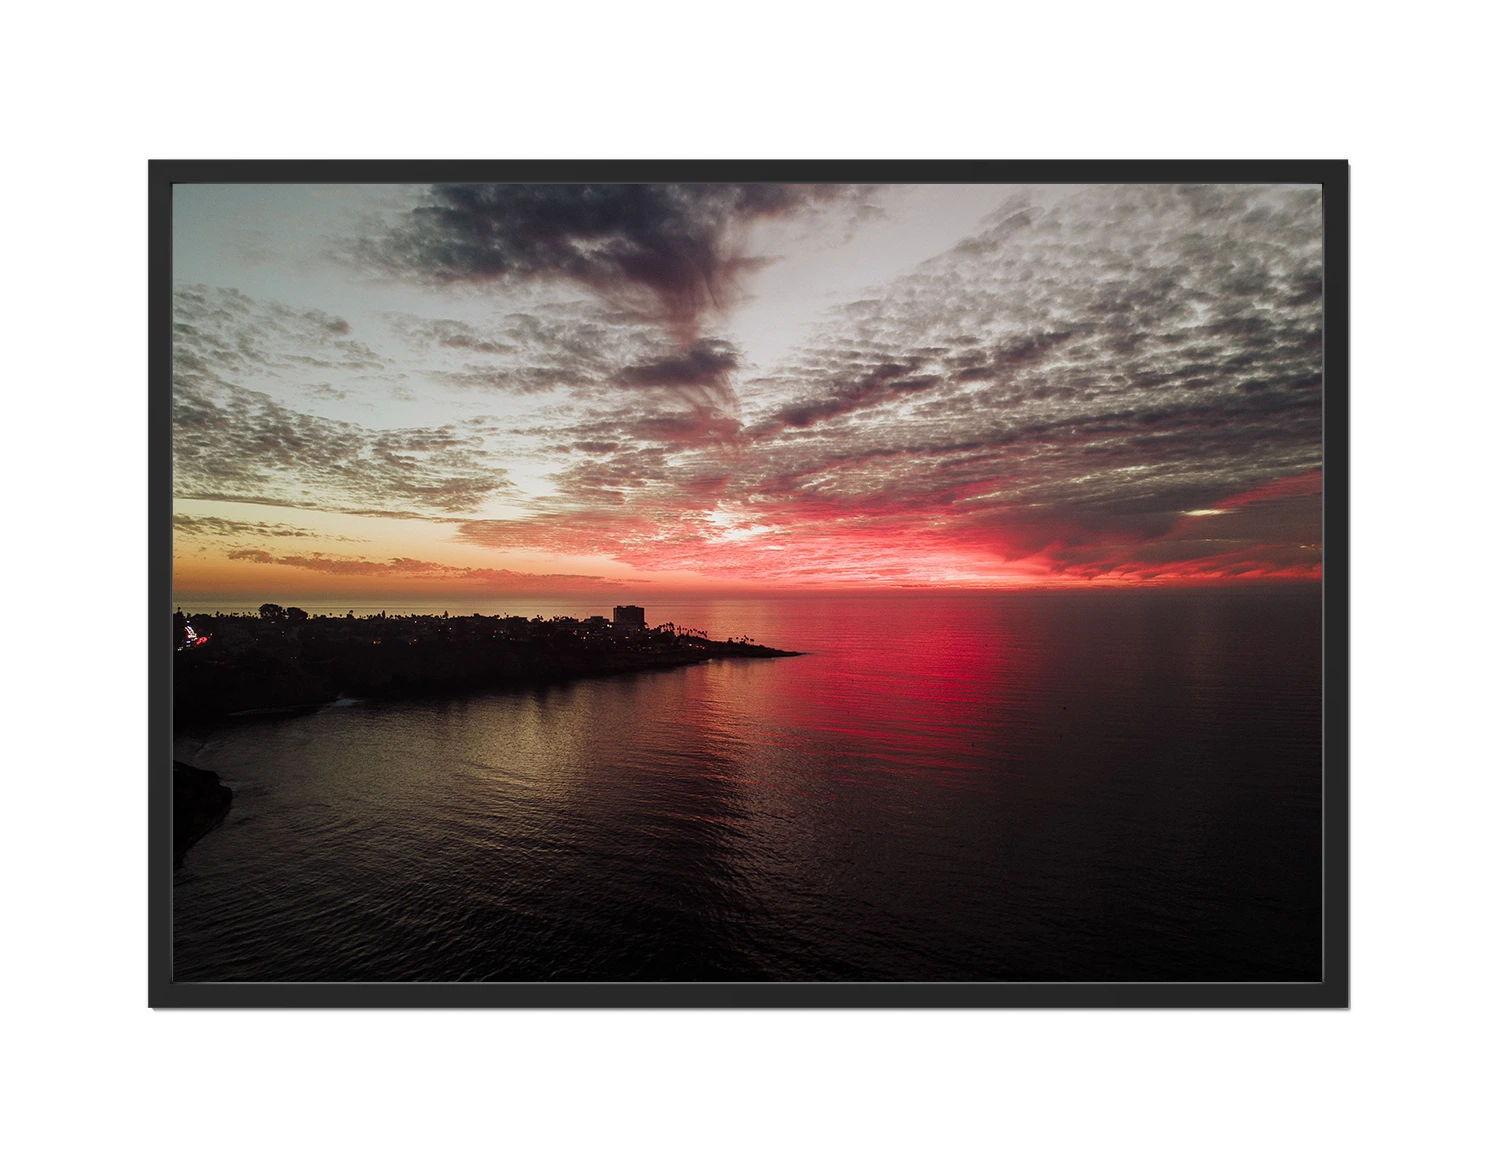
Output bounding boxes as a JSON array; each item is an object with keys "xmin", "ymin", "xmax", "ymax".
[{"xmin": 172, "ymin": 586, "xmax": 1323, "ymax": 982}]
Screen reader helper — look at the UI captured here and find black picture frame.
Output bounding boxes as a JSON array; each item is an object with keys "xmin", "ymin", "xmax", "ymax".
[{"xmin": 149, "ymin": 159, "xmax": 1349, "ymax": 1008}]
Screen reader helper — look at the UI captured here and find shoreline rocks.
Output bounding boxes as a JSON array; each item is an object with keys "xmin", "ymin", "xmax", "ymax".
[{"xmin": 174, "ymin": 761, "xmax": 233, "ymax": 866}]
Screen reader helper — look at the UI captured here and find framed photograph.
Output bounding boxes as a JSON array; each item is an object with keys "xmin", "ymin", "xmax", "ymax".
[{"xmin": 150, "ymin": 161, "xmax": 1347, "ymax": 1007}]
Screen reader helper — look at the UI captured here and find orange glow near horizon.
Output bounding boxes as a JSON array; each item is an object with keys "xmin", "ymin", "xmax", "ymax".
[
  {"xmin": 172, "ymin": 184, "xmax": 1325, "ymax": 606},
  {"xmin": 174, "ymin": 466, "xmax": 1322, "ymax": 604}
]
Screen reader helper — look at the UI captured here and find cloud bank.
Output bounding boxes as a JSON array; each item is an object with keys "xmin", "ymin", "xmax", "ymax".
[
  {"xmin": 224, "ymin": 548, "xmax": 620, "ymax": 590},
  {"xmin": 173, "ymin": 286, "xmax": 514, "ymax": 515},
  {"xmin": 358, "ymin": 183, "xmax": 866, "ymax": 336},
  {"xmin": 176, "ymin": 183, "xmax": 1324, "ymax": 589},
  {"xmin": 454, "ymin": 184, "xmax": 1324, "ymax": 583}
]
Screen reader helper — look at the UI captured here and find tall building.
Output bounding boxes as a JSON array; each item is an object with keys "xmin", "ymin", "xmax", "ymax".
[{"xmin": 612, "ymin": 605, "xmax": 646, "ymax": 629}]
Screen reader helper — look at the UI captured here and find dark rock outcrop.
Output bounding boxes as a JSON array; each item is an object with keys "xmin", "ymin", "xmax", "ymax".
[{"xmin": 174, "ymin": 761, "xmax": 233, "ymax": 867}]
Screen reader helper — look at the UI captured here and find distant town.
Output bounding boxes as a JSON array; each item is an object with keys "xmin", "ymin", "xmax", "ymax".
[{"xmin": 173, "ymin": 604, "xmax": 797, "ymax": 723}]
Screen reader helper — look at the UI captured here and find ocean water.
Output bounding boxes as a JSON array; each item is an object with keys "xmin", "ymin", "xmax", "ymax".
[{"xmin": 172, "ymin": 587, "xmax": 1323, "ymax": 982}]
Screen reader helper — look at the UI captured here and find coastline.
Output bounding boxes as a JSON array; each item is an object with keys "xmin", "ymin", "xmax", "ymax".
[
  {"xmin": 174, "ymin": 611, "xmax": 799, "ymax": 726},
  {"xmin": 173, "ymin": 761, "xmax": 233, "ymax": 865}
]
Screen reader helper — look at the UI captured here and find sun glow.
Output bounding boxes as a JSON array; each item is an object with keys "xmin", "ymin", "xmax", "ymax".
[{"xmin": 171, "ymin": 183, "xmax": 1324, "ymax": 604}]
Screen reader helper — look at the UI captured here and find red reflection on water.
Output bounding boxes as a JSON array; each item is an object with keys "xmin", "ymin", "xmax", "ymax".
[{"xmin": 672, "ymin": 595, "xmax": 1046, "ymax": 784}]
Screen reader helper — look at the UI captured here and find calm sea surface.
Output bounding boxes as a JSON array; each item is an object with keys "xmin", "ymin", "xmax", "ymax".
[{"xmin": 173, "ymin": 588, "xmax": 1323, "ymax": 982}]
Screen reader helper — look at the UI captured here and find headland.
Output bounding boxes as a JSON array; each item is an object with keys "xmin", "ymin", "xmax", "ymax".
[
  {"xmin": 173, "ymin": 606, "xmax": 800, "ymax": 724},
  {"xmin": 174, "ymin": 761, "xmax": 233, "ymax": 866}
]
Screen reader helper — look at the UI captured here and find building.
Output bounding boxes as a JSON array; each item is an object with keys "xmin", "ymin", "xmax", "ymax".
[{"xmin": 612, "ymin": 605, "xmax": 646, "ymax": 630}]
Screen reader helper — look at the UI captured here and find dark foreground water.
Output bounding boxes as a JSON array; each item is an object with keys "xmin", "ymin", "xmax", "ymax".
[{"xmin": 173, "ymin": 587, "xmax": 1323, "ymax": 982}]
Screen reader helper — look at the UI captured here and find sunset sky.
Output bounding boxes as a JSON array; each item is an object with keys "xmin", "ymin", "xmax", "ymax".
[{"xmin": 172, "ymin": 182, "xmax": 1323, "ymax": 601}]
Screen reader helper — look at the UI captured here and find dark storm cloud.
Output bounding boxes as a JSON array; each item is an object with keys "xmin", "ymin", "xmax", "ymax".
[
  {"xmin": 358, "ymin": 183, "xmax": 865, "ymax": 335},
  {"xmin": 612, "ymin": 338, "xmax": 744, "ymax": 443},
  {"xmin": 614, "ymin": 338, "xmax": 739, "ymax": 390}
]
